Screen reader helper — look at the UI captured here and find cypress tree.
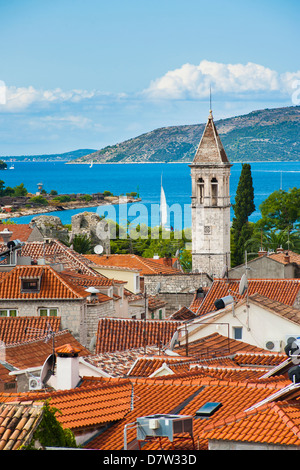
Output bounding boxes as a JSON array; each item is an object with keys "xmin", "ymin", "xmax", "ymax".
[{"xmin": 231, "ymin": 163, "xmax": 255, "ymax": 266}]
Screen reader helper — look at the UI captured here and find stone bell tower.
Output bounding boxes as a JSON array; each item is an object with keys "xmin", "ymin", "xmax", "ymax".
[{"xmin": 189, "ymin": 110, "xmax": 232, "ymax": 278}]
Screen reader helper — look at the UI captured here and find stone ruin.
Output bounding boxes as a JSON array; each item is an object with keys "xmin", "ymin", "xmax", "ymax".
[
  {"xmin": 30, "ymin": 215, "xmax": 69, "ymax": 243},
  {"xmin": 70, "ymin": 212, "xmax": 110, "ymax": 254}
]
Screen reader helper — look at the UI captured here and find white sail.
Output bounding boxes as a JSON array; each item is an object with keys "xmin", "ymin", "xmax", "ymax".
[
  {"xmin": 160, "ymin": 177, "xmax": 168, "ymax": 228},
  {"xmin": 89, "ymin": 161, "xmax": 93, "ymax": 168}
]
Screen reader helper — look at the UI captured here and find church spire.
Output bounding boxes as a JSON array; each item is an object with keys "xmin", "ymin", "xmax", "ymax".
[{"xmin": 192, "ymin": 104, "xmax": 230, "ymax": 165}]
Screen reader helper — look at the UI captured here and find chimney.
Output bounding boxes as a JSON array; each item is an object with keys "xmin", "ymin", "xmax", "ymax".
[
  {"xmin": 284, "ymin": 252, "xmax": 290, "ymax": 263},
  {"xmin": 276, "ymin": 246, "xmax": 284, "ymax": 253},
  {"xmin": 258, "ymin": 248, "xmax": 267, "ymax": 257},
  {"xmin": 55, "ymin": 344, "xmax": 81, "ymax": 390}
]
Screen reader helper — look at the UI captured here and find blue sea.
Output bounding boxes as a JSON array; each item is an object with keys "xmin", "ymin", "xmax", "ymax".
[{"xmin": 3, "ymin": 160, "xmax": 300, "ymax": 230}]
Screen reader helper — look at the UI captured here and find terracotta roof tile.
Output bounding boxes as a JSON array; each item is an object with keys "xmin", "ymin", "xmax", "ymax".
[
  {"xmin": 0, "ymin": 316, "xmax": 61, "ymax": 345},
  {"xmin": 85, "ymin": 378, "xmax": 282, "ymax": 450},
  {"xmin": 197, "ymin": 279, "xmax": 300, "ymax": 316},
  {"xmin": 96, "ymin": 318, "xmax": 182, "ymax": 353},
  {"xmin": 202, "ymin": 401, "xmax": 300, "ymax": 447},
  {"xmin": 4, "ymin": 330, "xmax": 90, "ymax": 370},
  {"xmin": 0, "ymin": 402, "xmax": 44, "ymax": 450},
  {"xmin": 0, "ymin": 224, "xmax": 35, "ymax": 242},
  {"xmin": 174, "ymin": 332, "xmax": 270, "ymax": 359},
  {"xmin": 84, "ymin": 254, "xmax": 182, "ymax": 275},
  {"xmin": 0, "ymin": 265, "xmax": 85, "ymax": 300},
  {"xmin": 1, "ymin": 239, "xmax": 102, "ymax": 276},
  {"xmin": 0, "ymin": 379, "xmax": 133, "ymax": 432}
]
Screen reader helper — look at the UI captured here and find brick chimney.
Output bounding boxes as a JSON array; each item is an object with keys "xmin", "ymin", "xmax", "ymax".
[
  {"xmin": 284, "ymin": 252, "xmax": 290, "ymax": 263},
  {"xmin": 55, "ymin": 344, "xmax": 81, "ymax": 390},
  {"xmin": 276, "ymin": 246, "xmax": 284, "ymax": 253},
  {"xmin": 258, "ymin": 249, "xmax": 267, "ymax": 257}
]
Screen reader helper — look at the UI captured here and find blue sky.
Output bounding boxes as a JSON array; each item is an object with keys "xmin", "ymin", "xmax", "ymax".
[{"xmin": 0, "ymin": 0, "xmax": 299, "ymax": 155}]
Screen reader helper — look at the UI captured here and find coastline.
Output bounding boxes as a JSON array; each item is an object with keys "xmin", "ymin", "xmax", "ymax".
[{"xmin": 0, "ymin": 196, "xmax": 141, "ymax": 220}]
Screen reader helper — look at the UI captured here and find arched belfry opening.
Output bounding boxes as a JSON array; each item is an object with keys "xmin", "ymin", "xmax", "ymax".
[{"xmin": 211, "ymin": 177, "xmax": 218, "ymax": 206}]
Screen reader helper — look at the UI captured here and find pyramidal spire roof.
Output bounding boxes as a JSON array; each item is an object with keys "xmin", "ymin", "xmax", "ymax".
[{"xmin": 192, "ymin": 110, "xmax": 230, "ymax": 164}]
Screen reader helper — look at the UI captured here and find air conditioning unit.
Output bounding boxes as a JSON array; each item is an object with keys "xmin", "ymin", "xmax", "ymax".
[
  {"xmin": 29, "ymin": 377, "xmax": 42, "ymax": 390},
  {"xmin": 265, "ymin": 340, "xmax": 282, "ymax": 352}
]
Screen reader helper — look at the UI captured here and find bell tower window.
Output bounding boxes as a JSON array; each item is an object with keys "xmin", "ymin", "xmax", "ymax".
[
  {"xmin": 197, "ymin": 177, "xmax": 205, "ymax": 204},
  {"xmin": 211, "ymin": 178, "xmax": 218, "ymax": 206}
]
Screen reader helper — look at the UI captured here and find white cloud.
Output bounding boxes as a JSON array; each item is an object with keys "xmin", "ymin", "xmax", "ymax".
[
  {"xmin": 0, "ymin": 85, "xmax": 104, "ymax": 112},
  {"xmin": 142, "ymin": 60, "xmax": 300, "ymax": 100}
]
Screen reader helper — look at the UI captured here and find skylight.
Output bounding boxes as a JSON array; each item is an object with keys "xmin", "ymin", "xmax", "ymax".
[{"xmin": 195, "ymin": 402, "xmax": 222, "ymax": 418}]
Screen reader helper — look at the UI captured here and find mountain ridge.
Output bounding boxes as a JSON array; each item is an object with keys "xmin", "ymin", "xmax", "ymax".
[{"xmin": 73, "ymin": 106, "xmax": 300, "ymax": 163}]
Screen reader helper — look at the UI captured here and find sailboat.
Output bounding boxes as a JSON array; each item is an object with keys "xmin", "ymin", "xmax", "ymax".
[
  {"xmin": 89, "ymin": 161, "xmax": 93, "ymax": 168},
  {"xmin": 159, "ymin": 175, "xmax": 169, "ymax": 230},
  {"xmin": 9, "ymin": 163, "xmax": 14, "ymax": 170}
]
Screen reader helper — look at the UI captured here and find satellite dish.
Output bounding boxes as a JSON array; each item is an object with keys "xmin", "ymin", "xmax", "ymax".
[
  {"xmin": 40, "ymin": 353, "xmax": 56, "ymax": 386},
  {"xmin": 94, "ymin": 244, "xmax": 103, "ymax": 254},
  {"xmin": 239, "ymin": 273, "xmax": 248, "ymax": 296},
  {"xmin": 85, "ymin": 286, "xmax": 100, "ymax": 294}
]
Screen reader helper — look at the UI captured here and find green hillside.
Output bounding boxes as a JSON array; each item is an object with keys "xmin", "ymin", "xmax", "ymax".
[{"xmin": 72, "ymin": 106, "xmax": 300, "ymax": 163}]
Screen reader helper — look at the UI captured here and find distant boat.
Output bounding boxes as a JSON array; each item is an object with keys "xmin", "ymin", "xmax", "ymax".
[
  {"xmin": 9, "ymin": 164, "xmax": 14, "ymax": 170},
  {"xmin": 89, "ymin": 161, "xmax": 93, "ymax": 168},
  {"xmin": 160, "ymin": 175, "xmax": 169, "ymax": 229}
]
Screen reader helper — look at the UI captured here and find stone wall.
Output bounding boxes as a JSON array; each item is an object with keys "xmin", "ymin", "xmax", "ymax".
[
  {"xmin": 144, "ymin": 272, "xmax": 212, "ymax": 316},
  {"xmin": 86, "ymin": 300, "xmax": 115, "ymax": 351}
]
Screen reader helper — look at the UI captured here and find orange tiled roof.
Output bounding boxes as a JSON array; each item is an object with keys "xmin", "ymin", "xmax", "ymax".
[
  {"xmin": 0, "ymin": 316, "xmax": 61, "ymax": 345},
  {"xmin": 0, "ymin": 265, "xmax": 86, "ymax": 300},
  {"xmin": 0, "ymin": 224, "xmax": 35, "ymax": 242},
  {"xmin": 0, "ymin": 402, "xmax": 44, "ymax": 450},
  {"xmin": 84, "ymin": 254, "xmax": 182, "ymax": 275},
  {"xmin": 0, "ymin": 378, "xmax": 133, "ymax": 432},
  {"xmin": 96, "ymin": 318, "xmax": 182, "ymax": 353},
  {"xmin": 5, "ymin": 239, "xmax": 102, "ymax": 276},
  {"xmin": 174, "ymin": 332, "xmax": 272, "ymax": 359},
  {"xmin": 202, "ymin": 400, "xmax": 300, "ymax": 447},
  {"xmin": 85, "ymin": 377, "xmax": 286, "ymax": 450},
  {"xmin": 4, "ymin": 330, "xmax": 90, "ymax": 370},
  {"xmin": 85, "ymin": 347, "xmax": 162, "ymax": 377},
  {"xmin": 60, "ymin": 269, "xmax": 116, "ymax": 287},
  {"xmin": 169, "ymin": 306, "xmax": 197, "ymax": 321},
  {"xmin": 197, "ymin": 278, "xmax": 300, "ymax": 316},
  {"xmin": 266, "ymin": 250, "xmax": 300, "ymax": 265}
]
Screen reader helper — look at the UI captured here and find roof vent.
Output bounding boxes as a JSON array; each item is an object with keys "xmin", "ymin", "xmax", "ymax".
[{"xmin": 214, "ymin": 295, "xmax": 234, "ymax": 310}]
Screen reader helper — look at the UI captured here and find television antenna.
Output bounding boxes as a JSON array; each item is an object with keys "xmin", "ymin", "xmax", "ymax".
[{"xmin": 24, "ymin": 322, "xmax": 56, "ymax": 388}]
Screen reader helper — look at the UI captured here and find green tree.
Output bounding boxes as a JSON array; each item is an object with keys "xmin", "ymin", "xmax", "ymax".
[
  {"xmin": 13, "ymin": 182, "xmax": 28, "ymax": 197},
  {"xmin": 24, "ymin": 401, "xmax": 77, "ymax": 449},
  {"xmin": 258, "ymin": 187, "xmax": 300, "ymax": 231},
  {"xmin": 0, "ymin": 160, "xmax": 7, "ymax": 170},
  {"xmin": 71, "ymin": 233, "xmax": 92, "ymax": 254},
  {"xmin": 231, "ymin": 163, "xmax": 255, "ymax": 267}
]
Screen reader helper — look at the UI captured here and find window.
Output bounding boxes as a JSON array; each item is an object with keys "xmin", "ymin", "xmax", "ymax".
[
  {"xmin": 21, "ymin": 277, "xmax": 41, "ymax": 293},
  {"xmin": 159, "ymin": 309, "xmax": 163, "ymax": 320},
  {"xmin": 211, "ymin": 177, "xmax": 218, "ymax": 206},
  {"xmin": 233, "ymin": 327, "xmax": 242, "ymax": 340},
  {"xmin": 197, "ymin": 178, "xmax": 205, "ymax": 204},
  {"xmin": 195, "ymin": 402, "xmax": 222, "ymax": 418},
  {"xmin": 39, "ymin": 308, "xmax": 58, "ymax": 317},
  {"xmin": 0, "ymin": 309, "xmax": 17, "ymax": 317}
]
